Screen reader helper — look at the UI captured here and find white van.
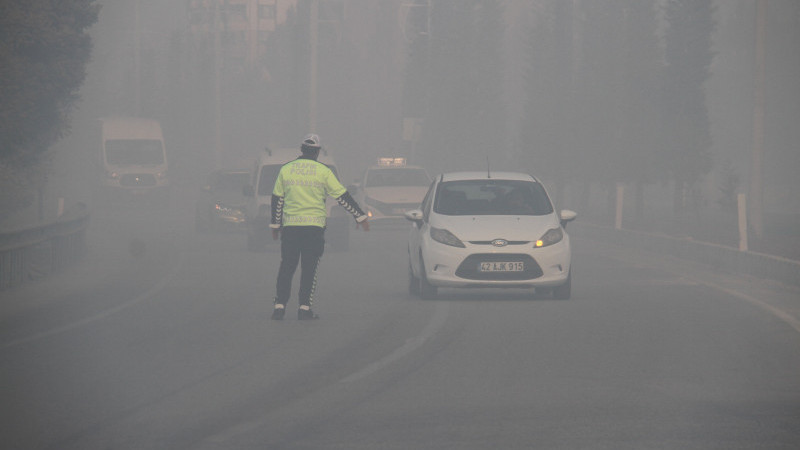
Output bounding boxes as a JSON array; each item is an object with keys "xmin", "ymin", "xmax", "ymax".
[
  {"xmin": 243, "ymin": 147, "xmax": 350, "ymax": 251},
  {"xmin": 98, "ymin": 117, "xmax": 169, "ymax": 201}
]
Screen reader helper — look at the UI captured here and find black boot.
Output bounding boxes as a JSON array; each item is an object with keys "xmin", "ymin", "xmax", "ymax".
[
  {"xmin": 297, "ymin": 307, "xmax": 319, "ymax": 320},
  {"xmin": 271, "ymin": 303, "xmax": 286, "ymax": 320}
]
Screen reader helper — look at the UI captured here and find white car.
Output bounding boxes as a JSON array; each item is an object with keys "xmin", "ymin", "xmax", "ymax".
[
  {"xmin": 352, "ymin": 158, "xmax": 431, "ymax": 223},
  {"xmin": 405, "ymin": 171, "xmax": 576, "ymax": 299}
]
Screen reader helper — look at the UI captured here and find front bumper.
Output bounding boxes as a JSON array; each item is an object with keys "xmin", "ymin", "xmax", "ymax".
[{"xmin": 421, "ymin": 239, "xmax": 571, "ymax": 288}]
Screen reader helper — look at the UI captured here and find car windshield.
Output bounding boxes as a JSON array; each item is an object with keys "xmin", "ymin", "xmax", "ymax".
[
  {"xmin": 105, "ymin": 139, "xmax": 164, "ymax": 165},
  {"xmin": 214, "ymin": 172, "xmax": 250, "ymax": 192},
  {"xmin": 366, "ymin": 168, "xmax": 430, "ymax": 187},
  {"xmin": 433, "ymin": 180, "xmax": 554, "ymax": 216}
]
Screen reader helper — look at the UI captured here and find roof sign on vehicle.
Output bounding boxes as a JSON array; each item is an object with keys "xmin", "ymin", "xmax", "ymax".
[{"xmin": 377, "ymin": 157, "xmax": 406, "ymax": 167}]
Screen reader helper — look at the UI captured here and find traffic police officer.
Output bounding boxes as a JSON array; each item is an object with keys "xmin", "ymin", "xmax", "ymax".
[{"xmin": 269, "ymin": 134, "xmax": 369, "ymax": 320}]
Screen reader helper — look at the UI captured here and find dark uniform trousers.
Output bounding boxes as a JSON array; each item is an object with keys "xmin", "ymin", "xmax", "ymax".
[{"xmin": 275, "ymin": 226, "xmax": 325, "ymax": 307}]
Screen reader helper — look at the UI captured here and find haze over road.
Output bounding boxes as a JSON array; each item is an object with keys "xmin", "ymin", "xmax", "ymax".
[{"xmin": 2, "ymin": 191, "xmax": 799, "ymax": 450}]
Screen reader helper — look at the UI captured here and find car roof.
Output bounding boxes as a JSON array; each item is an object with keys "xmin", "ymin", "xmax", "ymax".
[{"xmin": 438, "ymin": 171, "xmax": 538, "ymax": 183}]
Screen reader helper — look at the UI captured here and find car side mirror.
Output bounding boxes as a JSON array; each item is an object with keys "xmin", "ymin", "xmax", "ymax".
[
  {"xmin": 243, "ymin": 184, "xmax": 255, "ymax": 197},
  {"xmin": 404, "ymin": 209, "xmax": 424, "ymax": 227},
  {"xmin": 559, "ymin": 209, "xmax": 577, "ymax": 228}
]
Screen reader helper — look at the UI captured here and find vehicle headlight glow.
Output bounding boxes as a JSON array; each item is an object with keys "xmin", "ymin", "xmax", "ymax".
[
  {"xmin": 535, "ymin": 228, "xmax": 563, "ymax": 248},
  {"xmin": 215, "ymin": 203, "xmax": 242, "ymax": 215},
  {"xmin": 430, "ymin": 227, "xmax": 465, "ymax": 248}
]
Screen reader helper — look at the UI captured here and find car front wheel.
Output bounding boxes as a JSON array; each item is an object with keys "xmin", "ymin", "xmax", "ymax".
[
  {"xmin": 552, "ymin": 271, "xmax": 571, "ymax": 300},
  {"xmin": 418, "ymin": 257, "xmax": 438, "ymax": 300},
  {"xmin": 408, "ymin": 261, "xmax": 421, "ymax": 296}
]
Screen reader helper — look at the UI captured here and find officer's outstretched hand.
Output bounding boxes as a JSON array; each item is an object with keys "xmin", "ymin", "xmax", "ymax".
[
  {"xmin": 357, "ymin": 218, "xmax": 370, "ymax": 232},
  {"xmin": 271, "ymin": 228, "xmax": 280, "ymax": 240}
]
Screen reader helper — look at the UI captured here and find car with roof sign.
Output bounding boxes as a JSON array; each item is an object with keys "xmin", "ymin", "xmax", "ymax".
[{"xmin": 350, "ymin": 157, "xmax": 431, "ymax": 223}]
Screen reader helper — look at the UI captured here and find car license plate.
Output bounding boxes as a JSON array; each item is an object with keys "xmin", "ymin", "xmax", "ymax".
[{"xmin": 479, "ymin": 261, "xmax": 524, "ymax": 272}]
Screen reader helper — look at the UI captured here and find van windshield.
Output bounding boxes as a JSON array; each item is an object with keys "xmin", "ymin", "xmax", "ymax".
[
  {"xmin": 105, "ymin": 139, "xmax": 164, "ymax": 165},
  {"xmin": 258, "ymin": 165, "xmax": 282, "ymax": 196}
]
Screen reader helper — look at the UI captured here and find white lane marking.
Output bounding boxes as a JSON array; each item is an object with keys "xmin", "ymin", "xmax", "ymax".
[
  {"xmin": 602, "ymin": 250, "xmax": 800, "ymax": 335},
  {"xmin": 688, "ymin": 276, "xmax": 800, "ymax": 334},
  {"xmin": 199, "ymin": 301, "xmax": 450, "ymax": 446},
  {"xmin": 339, "ymin": 301, "xmax": 449, "ymax": 383},
  {"xmin": 2, "ymin": 257, "xmax": 184, "ymax": 349}
]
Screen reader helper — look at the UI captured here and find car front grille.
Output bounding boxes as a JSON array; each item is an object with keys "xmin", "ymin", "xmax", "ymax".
[
  {"xmin": 120, "ymin": 173, "xmax": 157, "ymax": 186},
  {"xmin": 455, "ymin": 253, "xmax": 543, "ymax": 280},
  {"xmin": 468, "ymin": 240, "xmax": 531, "ymax": 246}
]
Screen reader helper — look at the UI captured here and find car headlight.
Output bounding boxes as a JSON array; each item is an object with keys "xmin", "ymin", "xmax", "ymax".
[
  {"xmin": 215, "ymin": 203, "xmax": 243, "ymax": 216},
  {"xmin": 535, "ymin": 227, "xmax": 563, "ymax": 248},
  {"xmin": 430, "ymin": 227, "xmax": 465, "ymax": 248}
]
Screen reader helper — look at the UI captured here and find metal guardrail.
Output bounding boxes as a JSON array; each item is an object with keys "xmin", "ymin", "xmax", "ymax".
[
  {"xmin": 0, "ymin": 203, "xmax": 90, "ymax": 290},
  {"xmin": 572, "ymin": 222, "xmax": 800, "ymax": 288}
]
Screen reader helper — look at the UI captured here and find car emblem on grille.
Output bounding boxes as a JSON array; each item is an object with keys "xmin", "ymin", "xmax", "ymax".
[{"xmin": 491, "ymin": 239, "xmax": 508, "ymax": 247}]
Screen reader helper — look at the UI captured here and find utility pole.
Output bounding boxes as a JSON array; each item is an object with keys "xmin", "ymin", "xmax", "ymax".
[
  {"xmin": 309, "ymin": 0, "xmax": 319, "ymax": 133},
  {"xmin": 750, "ymin": 0, "xmax": 767, "ymax": 239},
  {"xmin": 214, "ymin": 0, "xmax": 223, "ymax": 166},
  {"xmin": 134, "ymin": 0, "xmax": 141, "ymax": 116}
]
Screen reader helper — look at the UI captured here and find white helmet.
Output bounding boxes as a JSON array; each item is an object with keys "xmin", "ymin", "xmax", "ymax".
[{"xmin": 301, "ymin": 133, "xmax": 321, "ymax": 152}]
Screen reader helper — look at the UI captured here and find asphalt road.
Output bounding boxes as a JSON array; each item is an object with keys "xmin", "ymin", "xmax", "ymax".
[{"xmin": 2, "ymin": 198, "xmax": 799, "ymax": 450}]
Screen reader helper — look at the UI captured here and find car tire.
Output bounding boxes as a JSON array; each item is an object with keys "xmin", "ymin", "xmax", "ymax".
[
  {"xmin": 247, "ymin": 232, "xmax": 266, "ymax": 252},
  {"xmin": 553, "ymin": 271, "xmax": 571, "ymax": 300},
  {"xmin": 408, "ymin": 261, "xmax": 421, "ymax": 296},
  {"xmin": 419, "ymin": 258, "xmax": 438, "ymax": 300}
]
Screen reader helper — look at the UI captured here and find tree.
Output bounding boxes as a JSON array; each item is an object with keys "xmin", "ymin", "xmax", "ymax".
[
  {"xmin": 0, "ymin": 0, "xmax": 99, "ymax": 219},
  {"xmin": 518, "ymin": 0, "xmax": 575, "ymax": 203},
  {"xmin": 419, "ymin": 0, "xmax": 506, "ymax": 174},
  {"xmin": 662, "ymin": 0, "xmax": 715, "ymax": 214}
]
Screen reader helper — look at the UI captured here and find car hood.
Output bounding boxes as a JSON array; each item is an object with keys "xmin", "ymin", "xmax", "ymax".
[
  {"xmin": 364, "ymin": 186, "xmax": 428, "ymax": 203},
  {"xmin": 431, "ymin": 214, "xmax": 560, "ymax": 242}
]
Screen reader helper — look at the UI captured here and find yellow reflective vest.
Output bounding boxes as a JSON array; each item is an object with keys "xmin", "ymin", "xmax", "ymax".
[{"xmin": 272, "ymin": 158, "xmax": 346, "ymax": 228}]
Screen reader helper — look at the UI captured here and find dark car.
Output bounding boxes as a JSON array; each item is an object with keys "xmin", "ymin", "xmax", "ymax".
[{"xmin": 195, "ymin": 169, "xmax": 250, "ymax": 232}]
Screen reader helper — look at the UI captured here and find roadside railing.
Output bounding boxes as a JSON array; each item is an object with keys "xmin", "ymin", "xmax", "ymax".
[
  {"xmin": 0, "ymin": 203, "xmax": 90, "ymax": 290},
  {"xmin": 572, "ymin": 221, "xmax": 800, "ymax": 288}
]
